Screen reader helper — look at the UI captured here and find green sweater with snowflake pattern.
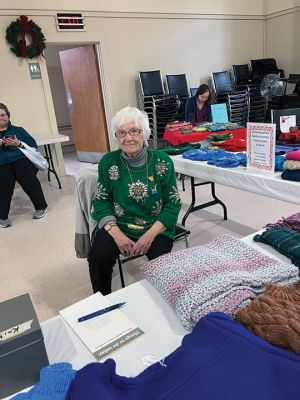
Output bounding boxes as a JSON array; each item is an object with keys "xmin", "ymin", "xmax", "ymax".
[{"xmin": 91, "ymin": 149, "xmax": 181, "ymax": 240}]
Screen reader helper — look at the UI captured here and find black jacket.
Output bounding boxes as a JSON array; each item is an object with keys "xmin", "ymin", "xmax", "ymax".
[{"xmin": 184, "ymin": 95, "xmax": 212, "ymax": 123}]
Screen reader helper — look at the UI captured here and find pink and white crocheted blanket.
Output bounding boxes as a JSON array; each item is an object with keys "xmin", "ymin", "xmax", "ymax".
[{"xmin": 143, "ymin": 234, "xmax": 299, "ymax": 330}]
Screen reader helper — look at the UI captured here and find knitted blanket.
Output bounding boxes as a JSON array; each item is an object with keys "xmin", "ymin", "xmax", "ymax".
[
  {"xmin": 236, "ymin": 282, "xmax": 300, "ymax": 354},
  {"xmin": 143, "ymin": 234, "xmax": 299, "ymax": 330},
  {"xmin": 254, "ymin": 228, "xmax": 300, "ymax": 267}
]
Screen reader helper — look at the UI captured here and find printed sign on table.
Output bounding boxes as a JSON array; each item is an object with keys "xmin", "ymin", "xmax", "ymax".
[{"xmin": 247, "ymin": 122, "xmax": 276, "ymax": 172}]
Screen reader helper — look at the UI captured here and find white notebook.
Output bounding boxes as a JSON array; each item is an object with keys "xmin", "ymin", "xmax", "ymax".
[{"xmin": 59, "ymin": 292, "xmax": 144, "ymax": 360}]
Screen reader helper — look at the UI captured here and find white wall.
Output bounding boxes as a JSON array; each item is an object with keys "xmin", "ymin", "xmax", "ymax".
[
  {"xmin": 265, "ymin": 0, "xmax": 300, "ymax": 15},
  {"xmin": 265, "ymin": 3, "xmax": 300, "ymax": 78},
  {"xmin": 0, "ymin": 0, "xmax": 265, "ymax": 15}
]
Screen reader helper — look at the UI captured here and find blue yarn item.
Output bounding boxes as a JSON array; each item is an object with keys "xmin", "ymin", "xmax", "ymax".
[
  {"xmin": 182, "ymin": 149, "xmax": 247, "ymax": 168},
  {"xmin": 67, "ymin": 313, "xmax": 300, "ymax": 400},
  {"xmin": 182, "ymin": 148, "xmax": 226, "ymax": 161},
  {"xmin": 275, "ymin": 144, "xmax": 300, "ymax": 155},
  {"xmin": 207, "ymin": 152, "xmax": 246, "ymax": 168},
  {"xmin": 207, "ymin": 124, "xmax": 226, "ymax": 132},
  {"xmin": 214, "ymin": 157, "xmax": 241, "ymax": 168},
  {"xmin": 11, "ymin": 363, "xmax": 76, "ymax": 400},
  {"xmin": 235, "ymin": 152, "xmax": 247, "ymax": 165},
  {"xmin": 275, "ymin": 155, "xmax": 286, "ymax": 171}
]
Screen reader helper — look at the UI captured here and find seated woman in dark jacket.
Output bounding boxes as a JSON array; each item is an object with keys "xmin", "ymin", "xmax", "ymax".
[
  {"xmin": 0, "ymin": 103, "xmax": 47, "ymax": 228},
  {"xmin": 185, "ymin": 84, "xmax": 212, "ymax": 123}
]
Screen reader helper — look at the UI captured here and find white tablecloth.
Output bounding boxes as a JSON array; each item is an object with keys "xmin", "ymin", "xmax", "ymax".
[{"xmin": 172, "ymin": 155, "xmax": 300, "ymax": 205}]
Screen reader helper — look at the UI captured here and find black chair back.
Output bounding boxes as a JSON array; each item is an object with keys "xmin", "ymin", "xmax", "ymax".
[
  {"xmin": 166, "ymin": 74, "xmax": 189, "ymax": 97},
  {"xmin": 212, "ymin": 71, "xmax": 234, "ymax": 94},
  {"xmin": 139, "ymin": 70, "xmax": 165, "ymax": 96},
  {"xmin": 232, "ymin": 64, "xmax": 251, "ymax": 87},
  {"xmin": 250, "ymin": 58, "xmax": 284, "ymax": 83}
]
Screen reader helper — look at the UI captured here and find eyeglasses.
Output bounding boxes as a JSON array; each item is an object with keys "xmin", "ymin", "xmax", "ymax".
[
  {"xmin": 115, "ymin": 128, "xmax": 142, "ymax": 139},
  {"xmin": 0, "ymin": 113, "xmax": 8, "ymax": 118}
]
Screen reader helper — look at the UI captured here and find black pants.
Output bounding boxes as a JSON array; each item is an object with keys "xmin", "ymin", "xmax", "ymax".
[
  {"xmin": 0, "ymin": 158, "xmax": 47, "ymax": 220},
  {"xmin": 88, "ymin": 229, "xmax": 173, "ymax": 295}
]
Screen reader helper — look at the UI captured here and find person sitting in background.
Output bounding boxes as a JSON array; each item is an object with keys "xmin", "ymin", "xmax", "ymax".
[
  {"xmin": 185, "ymin": 84, "xmax": 212, "ymax": 123},
  {"xmin": 88, "ymin": 106, "xmax": 181, "ymax": 295},
  {"xmin": 0, "ymin": 103, "xmax": 48, "ymax": 228}
]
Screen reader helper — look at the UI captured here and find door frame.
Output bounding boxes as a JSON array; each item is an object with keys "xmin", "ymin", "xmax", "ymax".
[{"xmin": 43, "ymin": 41, "xmax": 111, "ymax": 152}]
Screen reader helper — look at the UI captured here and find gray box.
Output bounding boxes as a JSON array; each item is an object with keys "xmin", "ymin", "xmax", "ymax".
[{"xmin": 0, "ymin": 293, "xmax": 49, "ymax": 398}]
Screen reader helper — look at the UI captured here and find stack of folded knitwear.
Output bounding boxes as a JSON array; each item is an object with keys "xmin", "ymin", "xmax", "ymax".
[
  {"xmin": 165, "ymin": 121, "xmax": 193, "ymax": 132},
  {"xmin": 220, "ymin": 138, "xmax": 247, "ymax": 152},
  {"xmin": 281, "ymin": 149, "xmax": 300, "ymax": 181},
  {"xmin": 253, "ymin": 213, "xmax": 300, "ymax": 267}
]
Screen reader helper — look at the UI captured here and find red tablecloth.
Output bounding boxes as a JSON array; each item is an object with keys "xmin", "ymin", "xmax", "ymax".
[{"xmin": 163, "ymin": 128, "xmax": 247, "ymax": 146}]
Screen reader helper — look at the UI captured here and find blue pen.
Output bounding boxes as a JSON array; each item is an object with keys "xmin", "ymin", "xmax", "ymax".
[{"xmin": 78, "ymin": 302, "xmax": 126, "ymax": 322}]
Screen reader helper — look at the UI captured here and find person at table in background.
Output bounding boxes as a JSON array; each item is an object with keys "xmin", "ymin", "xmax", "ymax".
[
  {"xmin": 184, "ymin": 84, "xmax": 212, "ymax": 123},
  {"xmin": 88, "ymin": 106, "xmax": 181, "ymax": 295},
  {"xmin": 0, "ymin": 103, "xmax": 48, "ymax": 228}
]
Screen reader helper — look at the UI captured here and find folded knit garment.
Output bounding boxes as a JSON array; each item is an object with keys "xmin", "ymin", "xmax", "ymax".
[
  {"xmin": 264, "ymin": 212, "xmax": 300, "ymax": 234},
  {"xmin": 275, "ymin": 155, "xmax": 286, "ymax": 171},
  {"xmin": 253, "ymin": 228, "xmax": 300, "ymax": 267},
  {"xmin": 142, "ymin": 234, "xmax": 299, "ymax": 330},
  {"xmin": 207, "ymin": 154, "xmax": 241, "ymax": 168},
  {"xmin": 236, "ymin": 282, "xmax": 300, "ymax": 354},
  {"xmin": 207, "ymin": 132, "xmax": 233, "ymax": 142},
  {"xmin": 286, "ymin": 149, "xmax": 300, "ymax": 161},
  {"xmin": 182, "ymin": 148, "xmax": 226, "ymax": 161},
  {"xmin": 11, "ymin": 363, "xmax": 76, "ymax": 400},
  {"xmin": 221, "ymin": 138, "xmax": 247, "ymax": 152},
  {"xmin": 275, "ymin": 144, "xmax": 300, "ymax": 155},
  {"xmin": 161, "ymin": 142, "xmax": 201, "ymax": 156},
  {"xmin": 283, "ymin": 159, "xmax": 300, "ymax": 170},
  {"xmin": 281, "ymin": 169, "xmax": 300, "ymax": 181}
]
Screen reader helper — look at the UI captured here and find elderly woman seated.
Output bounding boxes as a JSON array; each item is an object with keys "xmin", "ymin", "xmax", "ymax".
[
  {"xmin": 0, "ymin": 103, "xmax": 48, "ymax": 228},
  {"xmin": 88, "ymin": 106, "xmax": 181, "ymax": 294}
]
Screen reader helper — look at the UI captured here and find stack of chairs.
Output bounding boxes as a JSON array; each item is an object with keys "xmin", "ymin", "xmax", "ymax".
[
  {"xmin": 227, "ymin": 90, "xmax": 249, "ymax": 127},
  {"xmin": 211, "ymin": 70, "xmax": 249, "ymax": 126},
  {"xmin": 247, "ymin": 84, "xmax": 268, "ymax": 122},
  {"xmin": 138, "ymin": 70, "xmax": 180, "ymax": 149},
  {"xmin": 232, "ymin": 64, "xmax": 267, "ymax": 122},
  {"xmin": 165, "ymin": 74, "xmax": 190, "ymax": 121},
  {"xmin": 211, "ymin": 71, "xmax": 235, "ymax": 104}
]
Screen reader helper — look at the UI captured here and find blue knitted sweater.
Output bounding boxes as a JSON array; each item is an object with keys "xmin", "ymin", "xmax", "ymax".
[
  {"xmin": 11, "ymin": 363, "xmax": 76, "ymax": 400},
  {"xmin": 67, "ymin": 312, "xmax": 300, "ymax": 400}
]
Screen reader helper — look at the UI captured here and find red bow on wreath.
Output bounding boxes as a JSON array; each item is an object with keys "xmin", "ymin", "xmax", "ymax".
[{"xmin": 18, "ymin": 15, "xmax": 45, "ymax": 58}]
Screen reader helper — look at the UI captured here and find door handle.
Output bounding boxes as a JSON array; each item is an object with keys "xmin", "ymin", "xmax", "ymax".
[{"xmin": 66, "ymin": 89, "xmax": 73, "ymax": 112}]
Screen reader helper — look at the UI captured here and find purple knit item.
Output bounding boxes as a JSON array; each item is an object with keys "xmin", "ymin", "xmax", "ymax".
[
  {"xmin": 264, "ymin": 213, "xmax": 300, "ymax": 234},
  {"xmin": 143, "ymin": 234, "xmax": 299, "ymax": 330}
]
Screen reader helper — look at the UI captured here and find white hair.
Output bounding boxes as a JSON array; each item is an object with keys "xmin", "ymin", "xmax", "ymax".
[{"xmin": 111, "ymin": 106, "xmax": 151, "ymax": 143}]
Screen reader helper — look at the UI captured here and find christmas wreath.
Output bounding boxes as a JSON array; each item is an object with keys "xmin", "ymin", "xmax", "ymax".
[{"xmin": 5, "ymin": 15, "xmax": 46, "ymax": 58}]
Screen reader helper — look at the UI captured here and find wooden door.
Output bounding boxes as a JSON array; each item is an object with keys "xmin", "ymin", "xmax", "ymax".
[{"xmin": 59, "ymin": 45, "xmax": 109, "ymax": 159}]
